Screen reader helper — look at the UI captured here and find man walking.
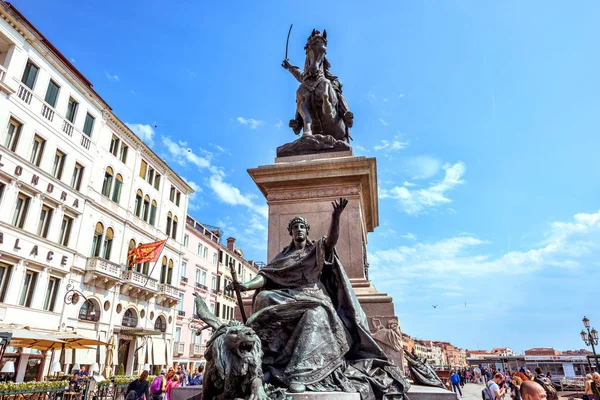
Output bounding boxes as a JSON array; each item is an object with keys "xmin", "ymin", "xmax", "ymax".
[
  {"xmin": 451, "ymin": 369, "xmax": 463, "ymax": 397},
  {"xmin": 484, "ymin": 373, "xmax": 506, "ymax": 400}
]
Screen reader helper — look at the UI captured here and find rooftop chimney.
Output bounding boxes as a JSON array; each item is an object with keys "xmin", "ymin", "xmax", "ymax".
[{"xmin": 227, "ymin": 237, "xmax": 236, "ymax": 251}]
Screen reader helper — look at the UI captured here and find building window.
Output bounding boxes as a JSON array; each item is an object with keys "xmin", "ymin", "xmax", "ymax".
[
  {"xmin": 21, "ymin": 60, "xmax": 39, "ymax": 89},
  {"xmin": 51, "ymin": 150, "xmax": 66, "ymax": 179},
  {"xmin": 154, "ymin": 174, "xmax": 161, "ymax": 190},
  {"xmin": 166, "ymin": 212, "xmax": 173, "ymax": 237},
  {"xmin": 177, "ymin": 294, "xmax": 184, "ymax": 312},
  {"xmin": 195, "ymin": 269, "xmax": 201, "ymax": 285},
  {"xmin": 109, "ymin": 135, "xmax": 120, "ymax": 157},
  {"xmin": 147, "ymin": 167, "xmax": 154, "ymax": 186},
  {"xmin": 119, "ymin": 144, "xmax": 128, "ymax": 164},
  {"xmin": 37, "ymin": 204, "xmax": 54, "ymax": 238},
  {"xmin": 176, "ymin": 192, "xmax": 181, "ymax": 207},
  {"xmin": 183, "ymin": 234, "xmax": 189, "ymax": 247},
  {"xmin": 134, "ymin": 190, "xmax": 143, "ymax": 217},
  {"xmin": 167, "ymin": 259, "xmax": 174, "ymax": 285},
  {"xmin": 142, "ymin": 195, "xmax": 150, "ymax": 221},
  {"xmin": 66, "ymin": 97, "xmax": 78, "ymax": 123},
  {"xmin": 197, "ymin": 244, "xmax": 202, "ymax": 256},
  {"xmin": 212, "ymin": 253, "xmax": 218, "ymax": 265},
  {"xmin": 160, "ymin": 256, "xmax": 167, "ymax": 284},
  {"xmin": 139, "ymin": 160, "xmax": 148, "ymax": 179},
  {"xmin": 101, "ymin": 167, "xmax": 114, "ymax": 197},
  {"xmin": 83, "ymin": 113, "xmax": 95, "ymax": 136},
  {"xmin": 70, "ymin": 163, "xmax": 84, "ymax": 191},
  {"xmin": 59, "ymin": 215, "xmax": 73, "ymax": 247},
  {"xmin": 203, "ymin": 246, "xmax": 208, "ymax": 259},
  {"xmin": 171, "ymin": 216, "xmax": 178, "ymax": 240},
  {"xmin": 30, "ymin": 135, "xmax": 46, "ymax": 167},
  {"xmin": 0, "ymin": 182, "xmax": 5, "ymax": 206},
  {"xmin": 103, "ymin": 228, "xmax": 114, "ymax": 260},
  {"xmin": 211, "ymin": 276, "xmax": 216, "ymax": 291},
  {"xmin": 122, "ymin": 308, "xmax": 137, "ymax": 327},
  {"xmin": 169, "ymin": 186, "xmax": 175, "ymax": 202},
  {"xmin": 43, "ymin": 277, "xmax": 59, "ymax": 311},
  {"xmin": 149, "ymin": 200, "xmax": 157, "ymax": 226},
  {"xmin": 4, "ymin": 118, "xmax": 22, "ymax": 152},
  {"xmin": 112, "ymin": 174, "xmax": 123, "ymax": 203},
  {"xmin": 129, "ymin": 239, "xmax": 137, "ymax": 268},
  {"xmin": 201, "ymin": 270, "xmax": 206, "ymax": 285},
  {"xmin": 18, "ymin": 270, "xmax": 38, "ymax": 307},
  {"xmin": 181, "ymin": 262, "xmax": 187, "ymax": 278},
  {"xmin": 12, "ymin": 192, "xmax": 31, "ymax": 228},
  {"xmin": 0, "ymin": 263, "xmax": 13, "ymax": 302},
  {"xmin": 44, "ymin": 80, "xmax": 60, "ymax": 108},
  {"xmin": 79, "ymin": 299, "xmax": 100, "ymax": 322},
  {"xmin": 154, "ymin": 316, "xmax": 166, "ymax": 333},
  {"xmin": 91, "ymin": 222, "xmax": 104, "ymax": 257}
]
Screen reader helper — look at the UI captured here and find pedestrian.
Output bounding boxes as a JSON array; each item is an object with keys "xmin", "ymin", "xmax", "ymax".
[
  {"xmin": 484, "ymin": 373, "xmax": 506, "ymax": 400},
  {"xmin": 150, "ymin": 369, "xmax": 167, "ymax": 400},
  {"xmin": 460, "ymin": 368, "xmax": 466, "ymax": 387},
  {"xmin": 533, "ymin": 368, "xmax": 558, "ymax": 400},
  {"xmin": 591, "ymin": 373, "xmax": 600, "ymax": 400},
  {"xmin": 584, "ymin": 374, "xmax": 594, "ymax": 400},
  {"xmin": 165, "ymin": 374, "xmax": 180, "ymax": 400},
  {"xmin": 520, "ymin": 380, "xmax": 547, "ymax": 400},
  {"xmin": 511, "ymin": 376, "xmax": 523, "ymax": 400},
  {"xmin": 525, "ymin": 370, "xmax": 534, "ymax": 381},
  {"xmin": 126, "ymin": 371, "xmax": 150, "ymax": 400},
  {"xmin": 450, "ymin": 369, "xmax": 463, "ymax": 397}
]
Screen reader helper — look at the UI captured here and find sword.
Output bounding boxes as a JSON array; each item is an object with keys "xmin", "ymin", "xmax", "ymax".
[
  {"xmin": 284, "ymin": 23, "xmax": 293, "ymax": 61},
  {"xmin": 228, "ymin": 260, "xmax": 248, "ymax": 323}
]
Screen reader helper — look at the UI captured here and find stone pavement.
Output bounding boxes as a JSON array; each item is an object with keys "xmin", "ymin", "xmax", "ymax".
[{"xmin": 449, "ymin": 383, "xmax": 484, "ymax": 400}]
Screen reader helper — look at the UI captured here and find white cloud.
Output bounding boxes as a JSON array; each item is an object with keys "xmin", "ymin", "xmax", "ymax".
[
  {"xmin": 380, "ymin": 161, "xmax": 466, "ymax": 215},
  {"xmin": 70, "ymin": 58, "xmax": 76, "ymax": 63},
  {"xmin": 404, "ymin": 155, "xmax": 442, "ymax": 179},
  {"xmin": 183, "ymin": 179, "xmax": 203, "ymax": 211},
  {"xmin": 208, "ymin": 174, "xmax": 267, "ymax": 218},
  {"xmin": 379, "ymin": 118, "xmax": 389, "ymax": 126},
  {"xmin": 126, "ymin": 123, "xmax": 155, "ymax": 147},
  {"xmin": 403, "ymin": 181, "xmax": 416, "ymax": 187},
  {"xmin": 237, "ymin": 117, "xmax": 263, "ymax": 129},
  {"xmin": 401, "ymin": 232, "xmax": 417, "ymax": 240},
  {"xmin": 383, "ymin": 98, "xmax": 388, "ymax": 103},
  {"xmin": 275, "ymin": 120, "xmax": 283, "ymax": 129},
  {"xmin": 161, "ymin": 137, "xmax": 212, "ymax": 170},
  {"xmin": 398, "ymin": 93, "xmax": 405, "ymax": 98},
  {"xmin": 354, "ymin": 144, "xmax": 370, "ymax": 153},
  {"xmin": 374, "ymin": 139, "xmax": 408, "ymax": 152},
  {"xmin": 104, "ymin": 70, "xmax": 119, "ymax": 82}
]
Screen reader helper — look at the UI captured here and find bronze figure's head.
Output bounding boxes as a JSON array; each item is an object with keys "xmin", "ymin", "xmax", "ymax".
[{"xmin": 287, "ymin": 216, "xmax": 310, "ymax": 242}]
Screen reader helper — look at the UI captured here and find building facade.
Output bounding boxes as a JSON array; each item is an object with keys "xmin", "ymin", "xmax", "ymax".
[
  {"xmin": 0, "ymin": 2, "xmax": 192, "ymax": 381},
  {"xmin": 524, "ymin": 348, "xmax": 559, "ymax": 356}
]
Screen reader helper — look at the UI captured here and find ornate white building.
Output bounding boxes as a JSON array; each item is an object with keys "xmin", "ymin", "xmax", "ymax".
[{"xmin": 0, "ymin": 2, "xmax": 192, "ymax": 381}]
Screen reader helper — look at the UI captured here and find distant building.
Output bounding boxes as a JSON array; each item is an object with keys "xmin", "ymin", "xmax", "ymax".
[
  {"xmin": 413, "ymin": 340, "xmax": 431, "ymax": 363},
  {"xmin": 560, "ymin": 349, "xmax": 593, "ymax": 356},
  {"xmin": 491, "ymin": 347, "xmax": 517, "ymax": 357},
  {"xmin": 524, "ymin": 348, "xmax": 559, "ymax": 356},
  {"xmin": 402, "ymin": 333, "xmax": 415, "ymax": 356},
  {"xmin": 458, "ymin": 348, "xmax": 467, "ymax": 367},
  {"xmin": 467, "ymin": 350, "xmax": 493, "ymax": 359}
]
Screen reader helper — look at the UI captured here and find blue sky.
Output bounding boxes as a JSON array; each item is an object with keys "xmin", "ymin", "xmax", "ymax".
[{"xmin": 15, "ymin": 0, "xmax": 600, "ymax": 353}]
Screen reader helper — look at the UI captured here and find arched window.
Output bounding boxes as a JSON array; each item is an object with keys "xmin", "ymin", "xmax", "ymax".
[
  {"xmin": 134, "ymin": 190, "xmax": 143, "ymax": 217},
  {"xmin": 154, "ymin": 315, "xmax": 167, "ymax": 333},
  {"xmin": 79, "ymin": 299, "xmax": 100, "ymax": 322},
  {"xmin": 103, "ymin": 228, "xmax": 114, "ymax": 259},
  {"xmin": 149, "ymin": 200, "xmax": 157, "ymax": 226},
  {"xmin": 128, "ymin": 239, "xmax": 136, "ymax": 269},
  {"xmin": 91, "ymin": 222, "xmax": 104, "ymax": 257},
  {"xmin": 167, "ymin": 259, "xmax": 174, "ymax": 285},
  {"xmin": 160, "ymin": 256, "xmax": 167, "ymax": 284},
  {"xmin": 166, "ymin": 212, "xmax": 173, "ymax": 237},
  {"xmin": 142, "ymin": 195, "xmax": 150, "ymax": 221},
  {"xmin": 171, "ymin": 216, "xmax": 178, "ymax": 240},
  {"xmin": 122, "ymin": 308, "xmax": 138, "ymax": 327},
  {"xmin": 112, "ymin": 174, "xmax": 123, "ymax": 203},
  {"xmin": 101, "ymin": 167, "xmax": 113, "ymax": 197}
]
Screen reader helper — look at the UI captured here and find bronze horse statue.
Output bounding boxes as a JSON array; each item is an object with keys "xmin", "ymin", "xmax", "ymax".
[{"xmin": 282, "ymin": 29, "xmax": 353, "ymax": 142}]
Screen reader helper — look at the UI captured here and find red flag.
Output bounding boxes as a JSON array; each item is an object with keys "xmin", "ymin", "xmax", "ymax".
[{"xmin": 128, "ymin": 239, "xmax": 167, "ymax": 266}]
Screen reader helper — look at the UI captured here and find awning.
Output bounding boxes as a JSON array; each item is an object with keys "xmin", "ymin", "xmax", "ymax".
[
  {"xmin": 119, "ymin": 328, "xmax": 162, "ymax": 336},
  {"xmin": 153, "ymin": 340, "xmax": 166, "ymax": 365},
  {"xmin": 75, "ymin": 330, "xmax": 99, "ymax": 365}
]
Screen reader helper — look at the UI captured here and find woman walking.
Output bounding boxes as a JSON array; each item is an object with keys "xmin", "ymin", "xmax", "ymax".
[
  {"xmin": 511, "ymin": 376, "xmax": 523, "ymax": 400},
  {"xmin": 591, "ymin": 372, "xmax": 600, "ymax": 400}
]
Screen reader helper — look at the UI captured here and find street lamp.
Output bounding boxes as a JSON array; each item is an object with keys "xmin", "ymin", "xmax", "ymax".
[{"xmin": 581, "ymin": 316, "xmax": 600, "ymax": 372}]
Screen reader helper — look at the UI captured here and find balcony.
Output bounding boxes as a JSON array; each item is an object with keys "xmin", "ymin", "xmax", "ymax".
[
  {"xmin": 80, "ymin": 134, "xmax": 91, "ymax": 150},
  {"xmin": 17, "ymin": 84, "xmax": 32, "ymax": 104},
  {"xmin": 177, "ymin": 310, "xmax": 186, "ymax": 318},
  {"xmin": 62, "ymin": 120, "xmax": 74, "ymax": 137},
  {"xmin": 180, "ymin": 276, "xmax": 188, "ymax": 284},
  {"xmin": 0, "ymin": 64, "xmax": 13, "ymax": 95},
  {"xmin": 157, "ymin": 283, "xmax": 182, "ymax": 307},
  {"xmin": 210, "ymin": 289, "xmax": 218, "ymax": 295},
  {"xmin": 41, "ymin": 103, "xmax": 55, "ymax": 122},
  {"xmin": 173, "ymin": 341, "xmax": 185, "ymax": 356},
  {"xmin": 195, "ymin": 283, "xmax": 208, "ymax": 291},
  {"xmin": 189, "ymin": 344, "xmax": 206, "ymax": 358},
  {"xmin": 84, "ymin": 257, "xmax": 123, "ymax": 289},
  {"xmin": 120, "ymin": 270, "xmax": 158, "ymax": 300}
]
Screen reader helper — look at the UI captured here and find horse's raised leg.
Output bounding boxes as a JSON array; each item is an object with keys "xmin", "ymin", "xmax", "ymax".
[{"xmin": 298, "ymin": 101, "xmax": 313, "ymax": 136}]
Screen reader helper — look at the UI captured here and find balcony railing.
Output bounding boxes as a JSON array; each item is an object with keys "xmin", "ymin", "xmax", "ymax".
[
  {"xmin": 177, "ymin": 310, "xmax": 186, "ymax": 317},
  {"xmin": 180, "ymin": 276, "xmax": 188, "ymax": 283},
  {"xmin": 41, "ymin": 103, "xmax": 55, "ymax": 122},
  {"xmin": 17, "ymin": 84, "xmax": 32, "ymax": 104},
  {"xmin": 173, "ymin": 341, "xmax": 185, "ymax": 355},
  {"xmin": 158, "ymin": 283, "xmax": 180, "ymax": 299},
  {"xmin": 0, "ymin": 65, "xmax": 6, "ymax": 81},
  {"xmin": 195, "ymin": 283, "xmax": 208, "ymax": 291},
  {"xmin": 86, "ymin": 257, "xmax": 122, "ymax": 279},
  {"xmin": 62, "ymin": 120, "xmax": 74, "ymax": 137},
  {"xmin": 122, "ymin": 270, "xmax": 158, "ymax": 291},
  {"xmin": 189, "ymin": 344, "xmax": 206, "ymax": 357},
  {"xmin": 211, "ymin": 289, "xmax": 218, "ymax": 294},
  {"xmin": 80, "ymin": 134, "xmax": 91, "ymax": 150}
]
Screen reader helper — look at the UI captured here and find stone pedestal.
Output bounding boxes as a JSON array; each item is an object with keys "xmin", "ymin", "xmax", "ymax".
[
  {"xmin": 247, "ymin": 151, "xmax": 400, "ymax": 337},
  {"xmin": 288, "ymin": 392, "xmax": 360, "ymax": 400}
]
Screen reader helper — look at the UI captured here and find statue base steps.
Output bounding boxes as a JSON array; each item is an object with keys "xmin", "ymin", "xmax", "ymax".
[
  {"xmin": 288, "ymin": 392, "xmax": 360, "ymax": 400},
  {"xmin": 407, "ymin": 385, "xmax": 456, "ymax": 400}
]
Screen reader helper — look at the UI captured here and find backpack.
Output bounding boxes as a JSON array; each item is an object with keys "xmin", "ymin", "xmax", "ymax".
[
  {"xmin": 126, "ymin": 390, "xmax": 138, "ymax": 400},
  {"xmin": 535, "ymin": 377, "xmax": 558, "ymax": 400},
  {"xmin": 150, "ymin": 376, "xmax": 164, "ymax": 394},
  {"xmin": 481, "ymin": 381, "xmax": 495, "ymax": 400}
]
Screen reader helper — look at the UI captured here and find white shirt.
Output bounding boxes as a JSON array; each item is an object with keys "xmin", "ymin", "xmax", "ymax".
[{"xmin": 487, "ymin": 381, "xmax": 499, "ymax": 399}]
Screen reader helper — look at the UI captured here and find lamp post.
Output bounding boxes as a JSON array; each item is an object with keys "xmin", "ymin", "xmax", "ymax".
[{"xmin": 581, "ymin": 316, "xmax": 600, "ymax": 372}]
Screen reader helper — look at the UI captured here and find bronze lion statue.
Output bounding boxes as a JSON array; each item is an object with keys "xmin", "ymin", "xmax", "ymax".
[{"xmin": 193, "ymin": 293, "xmax": 267, "ymax": 400}]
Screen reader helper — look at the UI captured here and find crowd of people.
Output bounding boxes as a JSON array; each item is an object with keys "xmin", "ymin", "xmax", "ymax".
[
  {"xmin": 126, "ymin": 364, "xmax": 205, "ymax": 400},
  {"xmin": 448, "ymin": 365, "xmax": 600, "ymax": 400}
]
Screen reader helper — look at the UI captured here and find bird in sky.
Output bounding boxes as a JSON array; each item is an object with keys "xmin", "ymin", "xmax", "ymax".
[{"xmin": 432, "ymin": 305, "xmax": 438, "ymax": 309}]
